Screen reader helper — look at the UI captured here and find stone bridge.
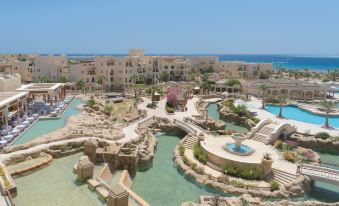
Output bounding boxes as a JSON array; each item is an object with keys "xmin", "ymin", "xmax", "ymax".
[{"xmin": 298, "ymin": 163, "xmax": 339, "ymax": 186}]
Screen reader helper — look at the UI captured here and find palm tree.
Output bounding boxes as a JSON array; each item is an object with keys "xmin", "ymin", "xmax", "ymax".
[
  {"xmin": 104, "ymin": 104, "xmax": 113, "ymax": 116},
  {"xmin": 97, "ymin": 75, "xmax": 106, "ymax": 92},
  {"xmin": 276, "ymin": 95, "xmax": 287, "ymax": 118},
  {"xmin": 320, "ymin": 100, "xmax": 336, "ymax": 128},
  {"xmin": 87, "ymin": 96, "xmax": 96, "ymax": 108},
  {"xmin": 258, "ymin": 83, "xmax": 269, "ymax": 109},
  {"xmin": 76, "ymin": 80, "xmax": 85, "ymax": 94},
  {"xmin": 304, "ymin": 69, "xmax": 311, "ymax": 82}
]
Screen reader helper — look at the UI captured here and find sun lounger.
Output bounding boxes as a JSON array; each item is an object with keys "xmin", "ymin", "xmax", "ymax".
[
  {"xmin": 0, "ymin": 140, "xmax": 8, "ymax": 145},
  {"xmin": 3, "ymin": 134, "xmax": 13, "ymax": 140},
  {"xmin": 11, "ymin": 129, "xmax": 20, "ymax": 136},
  {"xmin": 27, "ymin": 117, "xmax": 35, "ymax": 122}
]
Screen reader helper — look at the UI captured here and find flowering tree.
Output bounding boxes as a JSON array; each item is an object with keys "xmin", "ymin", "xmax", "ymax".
[
  {"xmin": 166, "ymin": 86, "xmax": 182, "ymax": 105},
  {"xmin": 166, "ymin": 91, "xmax": 178, "ymax": 105}
]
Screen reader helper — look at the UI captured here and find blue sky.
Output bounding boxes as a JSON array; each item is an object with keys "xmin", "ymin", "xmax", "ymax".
[{"xmin": 1, "ymin": 0, "xmax": 339, "ymax": 55}]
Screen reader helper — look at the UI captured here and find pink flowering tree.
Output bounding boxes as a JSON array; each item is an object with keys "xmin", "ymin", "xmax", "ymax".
[{"xmin": 166, "ymin": 86, "xmax": 181, "ymax": 105}]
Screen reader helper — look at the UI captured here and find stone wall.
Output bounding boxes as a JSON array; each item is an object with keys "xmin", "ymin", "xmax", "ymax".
[
  {"xmin": 200, "ymin": 141, "xmax": 262, "ymax": 172},
  {"xmin": 290, "ymin": 133, "xmax": 339, "ymax": 154},
  {"xmin": 174, "ymin": 137, "xmax": 310, "ymax": 199}
]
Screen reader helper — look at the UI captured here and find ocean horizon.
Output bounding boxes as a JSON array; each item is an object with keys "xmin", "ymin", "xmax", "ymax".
[{"xmin": 42, "ymin": 54, "xmax": 339, "ymax": 71}]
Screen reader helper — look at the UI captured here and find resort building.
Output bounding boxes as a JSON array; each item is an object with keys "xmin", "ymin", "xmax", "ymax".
[
  {"xmin": 0, "ymin": 72, "xmax": 22, "ymax": 92},
  {"xmin": 69, "ymin": 49, "xmax": 192, "ymax": 90},
  {"xmin": 186, "ymin": 56, "xmax": 218, "ymax": 71},
  {"xmin": 243, "ymin": 79, "xmax": 336, "ymax": 100},
  {"xmin": 16, "ymin": 83, "xmax": 67, "ymax": 113},
  {"xmin": 214, "ymin": 61, "xmax": 272, "ymax": 79},
  {"xmin": 0, "ymin": 92, "xmax": 29, "ymax": 133},
  {"xmin": 0, "ymin": 55, "xmax": 70, "ymax": 83}
]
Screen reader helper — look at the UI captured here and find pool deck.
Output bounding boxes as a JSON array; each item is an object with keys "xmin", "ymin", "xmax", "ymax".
[{"xmin": 247, "ymin": 97, "xmax": 339, "ymax": 136}]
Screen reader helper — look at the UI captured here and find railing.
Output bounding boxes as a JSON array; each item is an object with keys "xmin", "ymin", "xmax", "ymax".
[
  {"xmin": 119, "ymin": 170, "xmax": 149, "ymax": 206},
  {"xmin": 174, "ymin": 119, "xmax": 197, "ymax": 135},
  {"xmin": 299, "ymin": 163, "xmax": 339, "ymax": 183},
  {"xmin": 0, "ymin": 180, "xmax": 15, "ymax": 206},
  {"xmin": 138, "ymin": 116, "xmax": 155, "ymax": 128}
]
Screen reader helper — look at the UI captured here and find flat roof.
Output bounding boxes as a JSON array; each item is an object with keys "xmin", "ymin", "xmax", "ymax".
[
  {"xmin": 0, "ymin": 92, "xmax": 28, "ymax": 108},
  {"xmin": 17, "ymin": 83, "xmax": 64, "ymax": 92}
]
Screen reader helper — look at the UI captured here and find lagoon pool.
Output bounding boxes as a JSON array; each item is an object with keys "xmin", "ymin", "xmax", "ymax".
[
  {"xmin": 12, "ymin": 98, "xmax": 83, "ymax": 145},
  {"xmin": 207, "ymin": 103, "xmax": 248, "ymax": 132},
  {"xmin": 265, "ymin": 104, "xmax": 339, "ymax": 128},
  {"xmin": 14, "ymin": 153, "xmax": 107, "ymax": 206},
  {"xmin": 132, "ymin": 133, "xmax": 228, "ymax": 206}
]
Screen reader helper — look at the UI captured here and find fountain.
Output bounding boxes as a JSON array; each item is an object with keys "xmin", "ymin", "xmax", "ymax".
[{"xmin": 223, "ymin": 133, "xmax": 254, "ymax": 156}]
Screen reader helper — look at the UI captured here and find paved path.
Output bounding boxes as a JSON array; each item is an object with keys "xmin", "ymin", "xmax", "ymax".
[
  {"xmin": 247, "ymin": 97, "xmax": 339, "ymax": 136},
  {"xmin": 119, "ymin": 97, "xmax": 200, "ymax": 143}
]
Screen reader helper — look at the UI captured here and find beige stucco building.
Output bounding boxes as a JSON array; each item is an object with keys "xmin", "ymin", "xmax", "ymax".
[
  {"xmin": 243, "ymin": 79, "xmax": 336, "ymax": 100},
  {"xmin": 0, "ymin": 55, "xmax": 70, "ymax": 83},
  {"xmin": 215, "ymin": 61, "xmax": 272, "ymax": 79},
  {"xmin": 69, "ymin": 49, "xmax": 191, "ymax": 90}
]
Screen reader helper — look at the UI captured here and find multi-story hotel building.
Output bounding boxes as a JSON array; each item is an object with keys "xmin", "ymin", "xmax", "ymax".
[
  {"xmin": 69, "ymin": 49, "xmax": 191, "ymax": 90},
  {"xmin": 0, "ymin": 55, "xmax": 70, "ymax": 83},
  {"xmin": 1, "ymin": 50, "xmax": 273, "ymax": 91},
  {"xmin": 214, "ymin": 61, "xmax": 272, "ymax": 79}
]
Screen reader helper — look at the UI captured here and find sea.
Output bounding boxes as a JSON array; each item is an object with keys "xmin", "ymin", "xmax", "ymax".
[{"xmin": 47, "ymin": 54, "xmax": 339, "ymax": 71}]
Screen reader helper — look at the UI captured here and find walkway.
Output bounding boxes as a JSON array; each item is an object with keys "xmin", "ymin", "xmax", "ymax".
[
  {"xmin": 247, "ymin": 97, "xmax": 339, "ymax": 136},
  {"xmin": 299, "ymin": 163, "xmax": 339, "ymax": 186},
  {"xmin": 119, "ymin": 97, "xmax": 200, "ymax": 143}
]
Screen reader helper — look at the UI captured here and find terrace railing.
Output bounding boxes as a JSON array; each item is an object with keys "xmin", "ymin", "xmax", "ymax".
[
  {"xmin": 174, "ymin": 119, "xmax": 197, "ymax": 135},
  {"xmin": 298, "ymin": 163, "xmax": 339, "ymax": 186}
]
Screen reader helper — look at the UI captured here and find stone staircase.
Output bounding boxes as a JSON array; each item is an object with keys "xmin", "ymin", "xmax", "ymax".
[
  {"xmin": 251, "ymin": 124, "xmax": 275, "ymax": 144},
  {"xmin": 183, "ymin": 135, "xmax": 198, "ymax": 149},
  {"xmin": 267, "ymin": 168, "xmax": 297, "ymax": 186}
]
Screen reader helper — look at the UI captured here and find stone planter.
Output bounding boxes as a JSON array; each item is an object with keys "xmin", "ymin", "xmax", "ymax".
[{"xmin": 261, "ymin": 159, "xmax": 273, "ymax": 177}]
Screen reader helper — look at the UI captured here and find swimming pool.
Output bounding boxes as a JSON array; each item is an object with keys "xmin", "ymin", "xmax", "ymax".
[
  {"xmin": 132, "ymin": 133, "xmax": 228, "ymax": 206},
  {"xmin": 13, "ymin": 153, "xmax": 107, "ymax": 206},
  {"xmin": 265, "ymin": 104, "xmax": 339, "ymax": 128},
  {"xmin": 11, "ymin": 98, "xmax": 83, "ymax": 145}
]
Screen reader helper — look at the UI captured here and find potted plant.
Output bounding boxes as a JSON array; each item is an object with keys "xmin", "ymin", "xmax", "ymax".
[{"xmin": 261, "ymin": 153, "xmax": 273, "ymax": 177}]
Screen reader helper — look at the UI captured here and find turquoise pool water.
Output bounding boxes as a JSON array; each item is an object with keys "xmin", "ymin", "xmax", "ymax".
[
  {"xmin": 14, "ymin": 153, "xmax": 106, "ymax": 206},
  {"xmin": 12, "ymin": 98, "xmax": 83, "ymax": 145},
  {"xmin": 265, "ymin": 104, "xmax": 339, "ymax": 128},
  {"xmin": 207, "ymin": 103, "xmax": 248, "ymax": 132},
  {"xmin": 225, "ymin": 143, "xmax": 252, "ymax": 154},
  {"xmin": 132, "ymin": 133, "xmax": 229, "ymax": 206}
]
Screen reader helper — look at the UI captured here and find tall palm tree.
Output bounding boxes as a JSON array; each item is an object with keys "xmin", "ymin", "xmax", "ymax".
[
  {"xmin": 258, "ymin": 83, "xmax": 269, "ymax": 109},
  {"xmin": 320, "ymin": 100, "xmax": 336, "ymax": 128},
  {"xmin": 304, "ymin": 69, "xmax": 311, "ymax": 82},
  {"xmin": 76, "ymin": 80, "xmax": 85, "ymax": 94},
  {"xmin": 276, "ymin": 95, "xmax": 287, "ymax": 118}
]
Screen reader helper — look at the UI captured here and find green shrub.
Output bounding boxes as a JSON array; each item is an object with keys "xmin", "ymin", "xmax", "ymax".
[
  {"xmin": 315, "ymin": 132, "xmax": 331, "ymax": 140},
  {"xmin": 282, "ymin": 143, "xmax": 293, "ymax": 151},
  {"xmin": 182, "ymin": 156, "xmax": 190, "ymax": 166},
  {"xmin": 239, "ymin": 168, "xmax": 261, "ymax": 180},
  {"xmin": 251, "ymin": 117, "xmax": 260, "ymax": 124},
  {"xmin": 270, "ymin": 180, "xmax": 280, "ymax": 191},
  {"xmin": 165, "ymin": 102, "xmax": 175, "ymax": 113},
  {"xmin": 193, "ymin": 144, "xmax": 207, "ymax": 164},
  {"xmin": 87, "ymin": 97, "xmax": 96, "ymax": 108},
  {"xmin": 178, "ymin": 144, "xmax": 185, "ymax": 156},
  {"xmin": 222, "ymin": 164, "xmax": 261, "ymax": 180}
]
